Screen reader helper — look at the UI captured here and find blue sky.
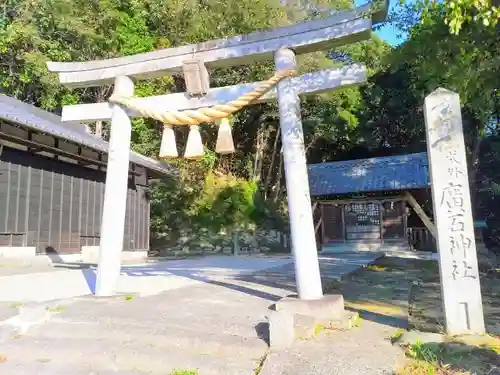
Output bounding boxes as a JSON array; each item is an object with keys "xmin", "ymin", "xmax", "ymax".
[{"xmin": 354, "ymin": 0, "xmax": 409, "ymax": 46}]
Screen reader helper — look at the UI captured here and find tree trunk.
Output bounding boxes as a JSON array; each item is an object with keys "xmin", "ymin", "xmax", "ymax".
[
  {"xmin": 469, "ymin": 134, "xmax": 484, "ymax": 217},
  {"xmin": 95, "ymin": 120, "xmax": 103, "ymax": 138},
  {"xmin": 92, "ymin": 85, "xmax": 113, "ymax": 140},
  {"xmin": 272, "ymin": 150, "xmax": 284, "ymax": 203},
  {"xmin": 264, "ymin": 126, "xmax": 280, "ymax": 200},
  {"xmin": 253, "ymin": 122, "xmax": 272, "ymax": 183}
]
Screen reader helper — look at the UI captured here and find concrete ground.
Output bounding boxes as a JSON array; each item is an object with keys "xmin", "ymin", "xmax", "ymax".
[
  {"xmin": 260, "ymin": 319, "xmax": 404, "ymax": 375},
  {"xmin": 0, "ymin": 252, "xmax": 403, "ymax": 374}
]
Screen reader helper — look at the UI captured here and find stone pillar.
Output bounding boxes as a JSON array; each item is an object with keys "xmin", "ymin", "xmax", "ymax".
[
  {"xmin": 95, "ymin": 76, "xmax": 134, "ymax": 297},
  {"xmin": 424, "ymin": 88, "xmax": 485, "ymax": 335},
  {"xmin": 274, "ymin": 48, "xmax": 323, "ymax": 300}
]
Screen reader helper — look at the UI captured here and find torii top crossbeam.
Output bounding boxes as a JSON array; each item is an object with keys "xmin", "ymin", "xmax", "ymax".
[{"xmin": 47, "ymin": 1, "xmax": 387, "ymax": 88}]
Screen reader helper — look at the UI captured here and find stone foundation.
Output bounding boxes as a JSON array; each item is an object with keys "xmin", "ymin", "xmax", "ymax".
[
  {"xmin": 268, "ymin": 294, "xmax": 356, "ymax": 349},
  {"xmin": 151, "ymin": 229, "xmax": 291, "ymax": 257}
]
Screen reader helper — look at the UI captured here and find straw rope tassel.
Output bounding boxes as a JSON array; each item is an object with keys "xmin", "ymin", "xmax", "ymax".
[
  {"xmin": 108, "ymin": 69, "xmax": 296, "ymax": 126},
  {"xmin": 159, "ymin": 124, "xmax": 178, "ymax": 158},
  {"xmin": 216, "ymin": 117, "xmax": 235, "ymax": 154},
  {"xmin": 184, "ymin": 125, "xmax": 204, "ymax": 160}
]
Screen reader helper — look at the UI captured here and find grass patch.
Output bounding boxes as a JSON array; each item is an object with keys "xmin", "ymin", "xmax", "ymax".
[
  {"xmin": 46, "ymin": 305, "xmax": 65, "ymax": 313},
  {"xmin": 9, "ymin": 301, "xmax": 23, "ymax": 308},
  {"xmin": 397, "ymin": 336, "xmax": 500, "ymax": 375},
  {"xmin": 391, "ymin": 328, "xmax": 405, "ymax": 344},
  {"xmin": 450, "ymin": 334, "xmax": 500, "ymax": 354},
  {"xmin": 398, "ymin": 359, "xmax": 443, "ymax": 375},
  {"xmin": 169, "ymin": 370, "xmax": 199, "ymax": 375},
  {"xmin": 366, "ymin": 264, "xmax": 388, "ymax": 272},
  {"xmin": 253, "ymin": 354, "xmax": 267, "ymax": 375},
  {"xmin": 124, "ymin": 294, "xmax": 134, "ymax": 301},
  {"xmin": 314, "ymin": 323, "xmax": 325, "ymax": 336},
  {"xmin": 345, "ymin": 301, "xmax": 407, "ymax": 317}
]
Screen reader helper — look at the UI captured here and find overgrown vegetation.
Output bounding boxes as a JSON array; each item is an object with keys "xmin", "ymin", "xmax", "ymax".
[
  {"xmin": 399, "ymin": 337, "xmax": 500, "ymax": 375},
  {"xmin": 1, "ymin": 0, "xmax": 500, "ymax": 252},
  {"xmin": 325, "ymin": 255, "xmax": 499, "ymax": 374}
]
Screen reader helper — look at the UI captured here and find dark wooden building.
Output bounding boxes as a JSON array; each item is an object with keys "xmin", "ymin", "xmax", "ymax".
[
  {"xmin": 0, "ymin": 95, "xmax": 173, "ymax": 256},
  {"xmin": 307, "ymin": 153, "xmax": 435, "ymax": 252}
]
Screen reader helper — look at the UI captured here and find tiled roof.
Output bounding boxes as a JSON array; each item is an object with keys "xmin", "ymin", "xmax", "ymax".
[
  {"xmin": 0, "ymin": 95, "xmax": 174, "ymax": 175},
  {"xmin": 308, "ymin": 152, "xmax": 430, "ymax": 196}
]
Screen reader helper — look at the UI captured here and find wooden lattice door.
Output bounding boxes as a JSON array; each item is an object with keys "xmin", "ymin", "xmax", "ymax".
[{"xmin": 321, "ymin": 204, "xmax": 343, "ymax": 244}]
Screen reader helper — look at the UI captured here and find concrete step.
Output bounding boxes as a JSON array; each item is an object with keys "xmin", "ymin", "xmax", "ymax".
[
  {"xmin": 22, "ymin": 317, "xmax": 268, "ymax": 358},
  {"xmin": 321, "ymin": 241, "xmax": 407, "ymax": 254},
  {"xmin": 1, "ymin": 334, "xmax": 262, "ymax": 375}
]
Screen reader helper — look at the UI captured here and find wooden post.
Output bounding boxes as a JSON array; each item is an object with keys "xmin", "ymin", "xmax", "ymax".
[
  {"xmin": 424, "ymin": 88, "xmax": 485, "ymax": 335},
  {"xmin": 404, "ymin": 191, "xmax": 437, "ymax": 239},
  {"xmin": 379, "ymin": 202, "xmax": 384, "ymax": 243},
  {"xmin": 341, "ymin": 204, "xmax": 346, "ymax": 243}
]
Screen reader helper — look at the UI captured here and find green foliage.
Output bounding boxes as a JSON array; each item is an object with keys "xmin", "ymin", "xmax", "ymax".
[
  {"xmin": 150, "ymin": 154, "xmax": 288, "ymax": 247},
  {"xmin": 4, "ymin": 0, "xmax": 500, "ymax": 250},
  {"xmin": 424, "ymin": 0, "xmax": 500, "ymax": 35},
  {"xmin": 407, "ymin": 340, "xmax": 441, "ymax": 364},
  {"xmin": 395, "ymin": 0, "xmax": 500, "ymax": 36}
]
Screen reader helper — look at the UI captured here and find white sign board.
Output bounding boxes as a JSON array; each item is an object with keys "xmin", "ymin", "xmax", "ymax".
[{"xmin": 424, "ymin": 88, "xmax": 485, "ymax": 335}]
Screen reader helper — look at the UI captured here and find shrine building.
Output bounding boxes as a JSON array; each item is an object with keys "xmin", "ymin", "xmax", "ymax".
[
  {"xmin": 308, "ymin": 152, "xmax": 436, "ymax": 253},
  {"xmin": 0, "ymin": 95, "xmax": 173, "ymax": 261}
]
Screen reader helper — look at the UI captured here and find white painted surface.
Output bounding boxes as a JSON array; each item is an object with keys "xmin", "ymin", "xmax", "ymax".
[
  {"xmin": 275, "ymin": 49, "xmax": 323, "ymax": 300},
  {"xmin": 424, "ymin": 88, "xmax": 485, "ymax": 335},
  {"xmin": 95, "ymin": 76, "xmax": 135, "ymax": 297},
  {"xmin": 61, "ymin": 66, "xmax": 367, "ymax": 123},
  {"xmin": 47, "ymin": 7, "xmax": 374, "ymax": 87},
  {"xmin": 44, "ymin": 253, "xmax": 81, "ymax": 264},
  {"xmin": 42, "ymin": 249, "xmax": 148, "ymax": 264},
  {"xmin": 0, "ymin": 269, "xmax": 92, "ymax": 302},
  {"xmin": 81, "ymin": 246, "xmax": 99, "ymax": 263},
  {"xmin": 0, "ymin": 247, "xmax": 36, "ymax": 258}
]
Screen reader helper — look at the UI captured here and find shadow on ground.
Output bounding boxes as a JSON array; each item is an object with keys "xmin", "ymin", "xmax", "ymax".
[
  {"xmin": 321, "ymin": 256, "xmax": 424, "ymax": 329},
  {"xmin": 52, "ymin": 253, "xmax": 380, "ymax": 304}
]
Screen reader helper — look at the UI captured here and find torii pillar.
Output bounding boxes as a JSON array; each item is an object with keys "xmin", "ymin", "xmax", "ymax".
[{"xmin": 275, "ymin": 48, "xmax": 323, "ymax": 300}]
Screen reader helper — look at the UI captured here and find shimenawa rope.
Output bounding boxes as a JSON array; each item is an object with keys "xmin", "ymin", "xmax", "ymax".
[{"xmin": 108, "ymin": 69, "xmax": 297, "ymax": 126}]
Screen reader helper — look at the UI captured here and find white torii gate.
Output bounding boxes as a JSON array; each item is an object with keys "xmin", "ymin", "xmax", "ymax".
[{"xmin": 48, "ymin": 1, "xmax": 388, "ymax": 299}]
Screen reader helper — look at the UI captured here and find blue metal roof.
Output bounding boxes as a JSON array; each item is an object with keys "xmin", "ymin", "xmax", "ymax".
[{"xmin": 308, "ymin": 152, "xmax": 430, "ymax": 196}]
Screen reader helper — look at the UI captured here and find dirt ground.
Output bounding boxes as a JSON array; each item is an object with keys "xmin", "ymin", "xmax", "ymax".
[{"xmin": 323, "ymin": 254, "xmax": 500, "ymax": 375}]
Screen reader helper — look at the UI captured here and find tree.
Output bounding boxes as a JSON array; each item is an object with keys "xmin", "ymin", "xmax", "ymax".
[
  {"xmin": 0, "ymin": 0, "xmax": 396, "ymax": 250},
  {"xmin": 394, "ymin": 0, "xmax": 500, "ymax": 36}
]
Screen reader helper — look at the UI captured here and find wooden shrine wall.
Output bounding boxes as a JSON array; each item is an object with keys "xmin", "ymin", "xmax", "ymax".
[
  {"xmin": 381, "ymin": 201, "xmax": 406, "ymax": 240},
  {"xmin": 321, "ymin": 205, "xmax": 343, "ymax": 243},
  {"xmin": 0, "ymin": 147, "xmax": 150, "ymax": 254}
]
